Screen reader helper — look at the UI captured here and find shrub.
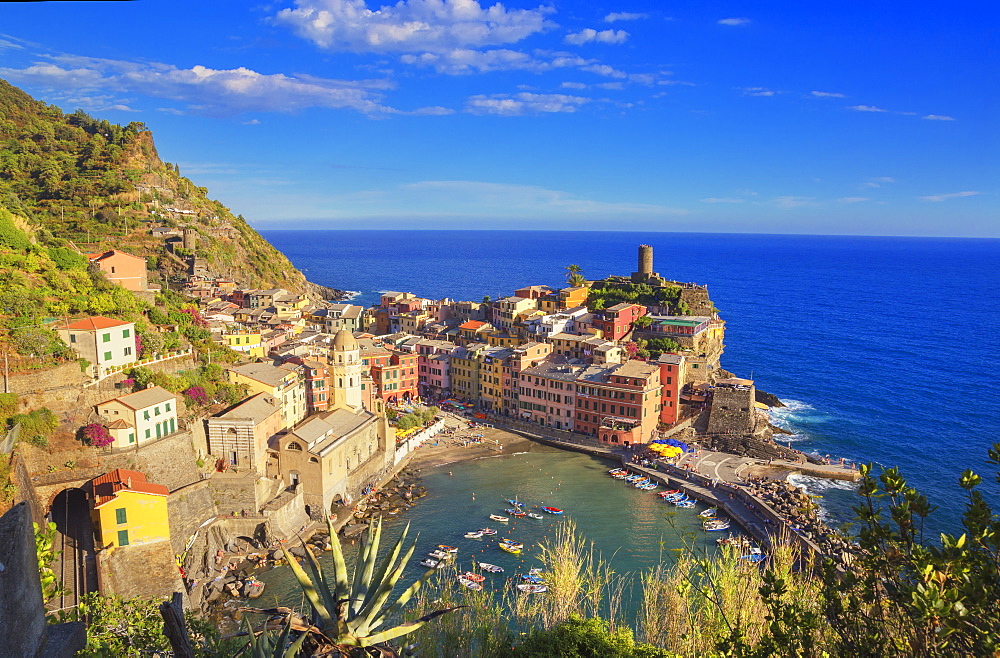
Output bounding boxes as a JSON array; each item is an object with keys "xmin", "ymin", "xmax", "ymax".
[
  {"xmin": 82, "ymin": 423, "xmax": 113, "ymax": 448},
  {"xmin": 9, "ymin": 408, "xmax": 57, "ymax": 446},
  {"xmin": 183, "ymin": 386, "xmax": 209, "ymax": 406}
]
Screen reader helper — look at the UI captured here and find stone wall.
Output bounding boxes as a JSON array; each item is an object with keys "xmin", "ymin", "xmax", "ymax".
[
  {"xmin": 707, "ymin": 386, "xmax": 756, "ymax": 435},
  {"xmin": 95, "ymin": 538, "xmax": 185, "ymax": 604},
  {"xmin": 167, "ymin": 479, "xmax": 218, "ymax": 555},
  {"xmin": 207, "ymin": 472, "xmax": 262, "ymax": 516},
  {"xmin": 11, "ymin": 454, "xmax": 45, "ymax": 524},
  {"xmin": 261, "ymin": 484, "xmax": 310, "ymax": 538},
  {"xmin": 678, "ymin": 286, "xmax": 715, "ymax": 316}
]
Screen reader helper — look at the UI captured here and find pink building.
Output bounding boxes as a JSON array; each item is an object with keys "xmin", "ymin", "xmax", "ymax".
[
  {"xmin": 415, "ymin": 339, "xmax": 455, "ymax": 400},
  {"xmin": 517, "ymin": 357, "xmax": 584, "ymax": 430}
]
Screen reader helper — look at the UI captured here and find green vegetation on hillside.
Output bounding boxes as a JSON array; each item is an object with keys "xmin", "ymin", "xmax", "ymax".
[{"xmin": 587, "ymin": 281, "xmax": 685, "ymax": 313}]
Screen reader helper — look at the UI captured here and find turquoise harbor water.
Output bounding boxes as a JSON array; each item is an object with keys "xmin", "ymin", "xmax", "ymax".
[
  {"xmin": 257, "ymin": 446, "xmax": 719, "ymax": 609},
  {"xmin": 263, "ymin": 230, "xmax": 1000, "ymax": 536}
]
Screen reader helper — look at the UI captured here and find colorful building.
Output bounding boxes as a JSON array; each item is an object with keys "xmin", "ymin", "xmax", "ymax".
[
  {"xmin": 57, "ymin": 316, "xmax": 137, "ymax": 378},
  {"xmin": 205, "ymin": 392, "xmax": 284, "ymax": 474},
  {"xmin": 87, "ymin": 250, "xmax": 148, "ymax": 291},
  {"xmin": 96, "ymin": 386, "xmax": 178, "ymax": 446},
  {"xmin": 657, "ymin": 353, "xmax": 686, "ymax": 427},
  {"xmin": 574, "ymin": 360, "xmax": 662, "ymax": 446},
  {"xmin": 518, "ymin": 357, "xmax": 583, "ymax": 430},
  {"xmin": 227, "ymin": 362, "xmax": 307, "ymax": 429},
  {"xmin": 450, "ymin": 343, "xmax": 489, "ymax": 402},
  {"xmin": 88, "ymin": 469, "xmax": 170, "ymax": 551},
  {"xmin": 222, "ymin": 330, "xmax": 266, "ymax": 357},
  {"xmin": 592, "ymin": 303, "xmax": 646, "ymax": 341}
]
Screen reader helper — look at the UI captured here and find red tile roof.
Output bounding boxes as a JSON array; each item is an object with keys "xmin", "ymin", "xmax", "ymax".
[
  {"xmin": 90, "ymin": 468, "xmax": 168, "ymax": 507},
  {"xmin": 63, "ymin": 316, "xmax": 132, "ymax": 331},
  {"xmin": 459, "ymin": 321, "xmax": 487, "ymax": 330}
]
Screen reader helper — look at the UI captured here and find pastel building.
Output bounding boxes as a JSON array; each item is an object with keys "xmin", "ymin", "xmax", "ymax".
[
  {"xmin": 227, "ymin": 362, "xmax": 307, "ymax": 429},
  {"xmin": 87, "ymin": 250, "xmax": 148, "ymax": 292},
  {"xmin": 574, "ymin": 360, "xmax": 662, "ymax": 446},
  {"xmin": 518, "ymin": 357, "xmax": 583, "ymax": 430},
  {"xmin": 58, "ymin": 316, "xmax": 137, "ymax": 378},
  {"xmin": 658, "ymin": 353, "xmax": 686, "ymax": 427},
  {"xmin": 88, "ymin": 469, "xmax": 170, "ymax": 551},
  {"xmin": 592, "ymin": 303, "xmax": 646, "ymax": 341},
  {"xmin": 205, "ymin": 392, "xmax": 284, "ymax": 474},
  {"xmin": 96, "ymin": 386, "xmax": 178, "ymax": 446}
]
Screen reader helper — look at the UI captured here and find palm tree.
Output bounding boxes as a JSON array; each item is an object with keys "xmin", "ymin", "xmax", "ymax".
[{"xmin": 565, "ymin": 264, "xmax": 585, "ymax": 287}]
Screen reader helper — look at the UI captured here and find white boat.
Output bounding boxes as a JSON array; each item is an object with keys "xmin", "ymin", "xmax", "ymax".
[
  {"xmin": 479, "ymin": 528, "xmax": 498, "ymax": 536},
  {"xmin": 478, "ymin": 562, "xmax": 504, "ymax": 573},
  {"xmin": 428, "ymin": 550, "xmax": 453, "ymax": 560},
  {"xmin": 516, "ymin": 583, "xmax": 548, "ymax": 593},
  {"xmin": 464, "ymin": 531, "xmax": 484, "ymax": 539},
  {"xmin": 458, "ymin": 577, "xmax": 484, "ymax": 591},
  {"xmin": 419, "ymin": 558, "xmax": 445, "ymax": 569},
  {"xmin": 489, "ymin": 514, "xmax": 509, "ymax": 522}
]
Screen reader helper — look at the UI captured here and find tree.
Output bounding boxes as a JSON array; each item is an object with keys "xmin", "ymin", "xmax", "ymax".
[
  {"xmin": 82, "ymin": 423, "xmax": 113, "ymax": 448},
  {"xmin": 565, "ymin": 264, "xmax": 586, "ymax": 287}
]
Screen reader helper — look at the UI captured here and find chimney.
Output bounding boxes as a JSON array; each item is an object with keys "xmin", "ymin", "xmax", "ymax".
[{"xmin": 126, "ymin": 476, "xmax": 132, "ymax": 488}]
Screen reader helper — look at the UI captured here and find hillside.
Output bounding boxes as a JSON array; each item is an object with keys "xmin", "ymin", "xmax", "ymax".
[{"xmin": 0, "ymin": 78, "xmax": 339, "ymax": 297}]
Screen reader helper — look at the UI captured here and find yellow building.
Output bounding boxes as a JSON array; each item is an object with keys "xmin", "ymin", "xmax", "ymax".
[
  {"xmin": 223, "ymin": 330, "xmax": 266, "ymax": 357},
  {"xmin": 559, "ymin": 286, "xmax": 589, "ymax": 310},
  {"xmin": 450, "ymin": 343, "xmax": 488, "ymax": 401},
  {"xmin": 88, "ymin": 469, "xmax": 170, "ymax": 551},
  {"xmin": 227, "ymin": 362, "xmax": 307, "ymax": 429}
]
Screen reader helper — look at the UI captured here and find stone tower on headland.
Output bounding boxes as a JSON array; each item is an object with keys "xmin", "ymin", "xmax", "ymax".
[{"xmin": 631, "ymin": 244, "xmax": 664, "ymax": 285}]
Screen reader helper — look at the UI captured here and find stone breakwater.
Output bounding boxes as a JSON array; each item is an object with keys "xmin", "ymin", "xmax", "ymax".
[{"xmin": 745, "ymin": 476, "xmax": 856, "ymax": 568}]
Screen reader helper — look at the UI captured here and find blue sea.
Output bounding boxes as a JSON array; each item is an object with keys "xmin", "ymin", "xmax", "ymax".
[{"xmin": 262, "ymin": 230, "xmax": 1000, "ymax": 536}]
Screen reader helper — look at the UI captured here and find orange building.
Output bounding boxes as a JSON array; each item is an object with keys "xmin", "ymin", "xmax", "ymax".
[{"xmin": 87, "ymin": 250, "xmax": 148, "ymax": 291}]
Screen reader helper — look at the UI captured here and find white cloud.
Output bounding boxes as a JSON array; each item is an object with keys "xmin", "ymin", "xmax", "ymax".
[
  {"xmin": 773, "ymin": 196, "xmax": 814, "ymax": 208},
  {"xmin": 0, "ymin": 57, "xmax": 395, "ymax": 116},
  {"xmin": 838, "ymin": 197, "xmax": 870, "ymax": 203},
  {"xmin": 243, "ymin": 119, "xmax": 262, "ymax": 125},
  {"xmin": 701, "ymin": 198, "xmax": 744, "ymax": 204},
  {"xmin": 810, "ymin": 90, "xmax": 844, "ymax": 98},
  {"xmin": 396, "ymin": 180, "xmax": 688, "ymax": 215},
  {"xmin": 0, "ymin": 38, "xmax": 25, "ymax": 50},
  {"xmin": 273, "ymin": 0, "xmax": 554, "ymax": 53},
  {"xmin": 604, "ymin": 12, "xmax": 647, "ymax": 22},
  {"xmin": 580, "ymin": 63, "xmax": 628, "ymax": 78},
  {"xmin": 919, "ymin": 191, "xmax": 980, "ymax": 202},
  {"xmin": 409, "ymin": 105, "xmax": 455, "ymax": 115},
  {"xmin": 718, "ymin": 18, "xmax": 750, "ymax": 26},
  {"xmin": 861, "ymin": 177, "xmax": 895, "ymax": 189},
  {"xmin": 849, "ymin": 104, "xmax": 888, "ymax": 112},
  {"xmin": 565, "ymin": 28, "xmax": 629, "ymax": 45},
  {"xmin": 923, "ymin": 114, "xmax": 955, "ymax": 121},
  {"xmin": 560, "ymin": 81, "xmax": 587, "ymax": 90},
  {"xmin": 465, "ymin": 92, "xmax": 590, "ymax": 115},
  {"xmin": 741, "ymin": 86, "xmax": 775, "ymax": 97}
]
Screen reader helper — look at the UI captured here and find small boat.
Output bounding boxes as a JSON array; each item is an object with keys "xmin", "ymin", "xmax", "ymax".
[
  {"xmin": 478, "ymin": 563, "xmax": 504, "ymax": 573},
  {"xmin": 420, "ymin": 558, "xmax": 446, "ymax": 569},
  {"xmin": 428, "ymin": 550, "xmax": 453, "ymax": 560},
  {"xmin": 506, "ymin": 499, "xmax": 525, "ymax": 508},
  {"xmin": 675, "ymin": 501, "xmax": 695, "ymax": 508},
  {"xmin": 541, "ymin": 507, "xmax": 564, "ymax": 515},
  {"xmin": 505, "ymin": 509, "xmax": 527, "ymax": 517},
  {"xmin": 699, "ymin": 508, "xmax": 717, "ymax": 518},
  {"xmin": 740, "ymin": 547, "xmax": 767, "ymax": 563},
  {"xmin": 464, "ymin": 531, "xmax": 484, "ymax": 539},
  {"xmin": 489, "ymin": 514, "xmax": 509, "ymax": 522},
  {"xmin": 516, "ymin": 583, "xmax": 547, "ymax": 593},
  {"xmin": 703, "ymin": 522, "xmax": 731, "ymax": 532},
  {"xmin": 499, "ymin": 543, "xmax": 522, "ymax": 554},
  {"xmin": 458, "ymin": 577, "xmax": 483, "ymax": 591},
  {"xmin": 437, "ymin": 545, "xmax": 459, "ymax": 553},
  {"xmin": 527, "ymin": 513, "xmax": 544, "ymax": 520},
  {"xmin": 658, "ymin": 490, "xmax": 681, "ymax": 498},
  {"xmin": 460, "ymin": 572, "xmax": 486, "ymax": 583},
  {"xmin": 520, "ymin": 573, "xmax": 545, "ymax": 584},
  {"xmin": 528, "ymin": 568, "xmax": 543, "ymax": 576},
  {"xmin": 612, "ymin": 472, "xmax": 629, "ymax": 479},
  {"xmin": 479, "ymin": 528, "xmax": 497, "ymax": 536}
]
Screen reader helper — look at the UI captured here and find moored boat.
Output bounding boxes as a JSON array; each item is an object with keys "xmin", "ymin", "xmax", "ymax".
[
  {"xmin": 527, "ymin": 512, "xmax": 544, "ymax": 520},
  {"xmin": 458, "ymin": 577, "xmax": 483, "ymax": 591},
  {"xmin": 541, "ymin": 506, "xmax": 564, "ymax": 515},
  {"xmin": 437, "ymin": 544, "xmax": 458, "ymax": 553},
  {"xmin": 478, "ymin": 528, "xmax": 497, "ymax": 536},
  {"xmin": 498, "ymin": 542, "xmax": 522, "ymax": 554},
  {"xmin": 478, "ymin": 563, "xmax": 504, "ymax": 573},
  {"xmin": 658, "ymin": 490, "xmax": 681, "ymax": 497},
  {"xmin": 428, "ymin": 549, "xmax": 453, "ymax": 560},
  {"xmin": 489, "ymin": 514, "xmax": 509, "ymax": 522},
  {"xmin": 460, "ymin": 572, "xmax": 486, "ymax": 583},
  {"xmin": 464, "ymin": 531, "xmax": 484, "ymax": 539},
  {"xmin": 516, "ymin": 583, "xmax": 548, "ymax": 593},
  {"xmin": 699, "ymin": 508, "xmax": 717, "ymax": 518},
  {"xmin": 420, "ymin": 558, "xmax": 446, "ymax": 569},
  {"xmin": 505, "ymin": 508, "xmax": 527, "ymax": 517}
]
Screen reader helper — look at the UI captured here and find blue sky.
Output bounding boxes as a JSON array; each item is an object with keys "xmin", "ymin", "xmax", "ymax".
[{"xmin": 1, "ymin": 1, "xmax": 996, "ymax": 236}]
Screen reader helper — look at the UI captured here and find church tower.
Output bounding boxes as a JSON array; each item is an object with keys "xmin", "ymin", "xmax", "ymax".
[{"xmin": 330, "ymin": 328, "xmax": 363, "ymax": 411}]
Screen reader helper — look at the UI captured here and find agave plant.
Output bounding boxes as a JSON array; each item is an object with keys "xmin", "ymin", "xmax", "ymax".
[
  {"xmin": 240, "ymin": 616, "xmax": 308, "ymax": 657},
  {"xmin": 281, "ymin": 516, "xmax": 462, "ymax": 649}
]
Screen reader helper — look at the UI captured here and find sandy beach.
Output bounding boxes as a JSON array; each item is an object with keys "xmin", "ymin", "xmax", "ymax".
[{"xmin": 404, "ymin": 413, "xmax": 540, "ymax": 470}]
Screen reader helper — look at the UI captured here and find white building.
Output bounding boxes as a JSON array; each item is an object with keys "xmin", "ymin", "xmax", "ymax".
[
  {"xmin": 96, "ymin": 386, "xmax": 179, "ymax": 447},
  {"xmin": 58, "ymin": 316, "xmax": 137, "ymax": 378}
]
